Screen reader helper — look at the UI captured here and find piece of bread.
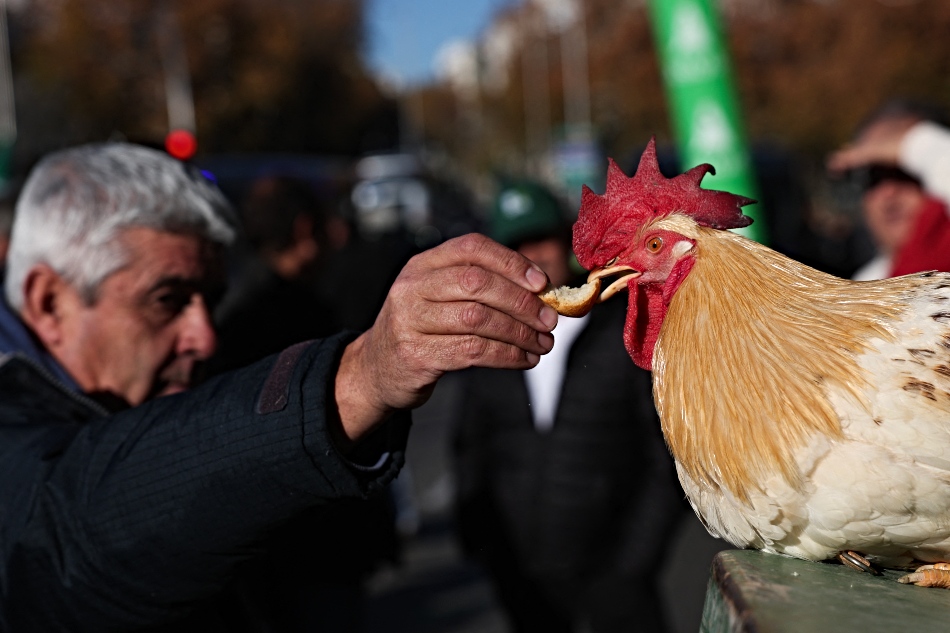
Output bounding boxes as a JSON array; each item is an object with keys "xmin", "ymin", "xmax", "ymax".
[{"xmin": 538, "ymin": 278, "xmax": 601, "ymax": 317}]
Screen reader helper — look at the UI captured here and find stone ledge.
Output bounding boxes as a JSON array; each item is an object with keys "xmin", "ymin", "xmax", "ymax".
[{"xmin": 701, "ymin": 549, "xmax": 950, "ymax": 632}]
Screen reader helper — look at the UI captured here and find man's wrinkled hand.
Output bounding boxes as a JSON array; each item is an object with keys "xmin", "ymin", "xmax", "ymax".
[{"xmin": 334, "ymin": 234, "xmax": 558, "ymax": 444}]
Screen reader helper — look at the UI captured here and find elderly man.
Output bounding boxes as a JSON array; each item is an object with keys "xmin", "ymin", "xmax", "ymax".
[{"xmin": 0, "ymin": 143, "xmax": 557, "ymax": 632}]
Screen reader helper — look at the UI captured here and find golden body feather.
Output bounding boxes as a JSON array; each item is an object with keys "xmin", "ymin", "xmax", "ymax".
[{"xmin": 649, "ymin": 215, "xmax": 950, "ymax": 565}]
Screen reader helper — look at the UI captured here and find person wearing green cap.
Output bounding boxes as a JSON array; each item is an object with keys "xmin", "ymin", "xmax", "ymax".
[
  {"xmin": 453, "ymin": 178, "xmax": 685, "ymax": 633},
  {"xmin": 488, "ymin": 179, "xmax": 576, "ymax": 290},
  {"xmin": 491, "ymin": 179, "xmax": 569, "ymax": 243}
]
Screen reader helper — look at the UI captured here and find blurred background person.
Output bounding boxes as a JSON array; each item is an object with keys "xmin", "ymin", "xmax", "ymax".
[
  {"xmin": 315, "ymin": 153, "xmax": 480, "ymax": 333},
  {"xmin": 210, "ymin": 175, "xmax": 339, "ymax": 373},
  {"xmin": 452, "ymin": 177, "xmax": 685, "ymax": 633},
  {"xmin": 828, "ymin": 99, "xmax": 950, "ymax": 280},
  {"xmin": 208, "ymin": 174, "xmax": 401, "ymax": 633}
]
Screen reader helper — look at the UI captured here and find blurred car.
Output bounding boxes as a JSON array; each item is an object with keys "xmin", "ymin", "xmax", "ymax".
[
  {"xmin": 194, "ymin": 153, "xmax": 354, "ymax": 210},
  {"xmin": 350, "ymin": 152, "xmax": 481, "ymax": 249}
]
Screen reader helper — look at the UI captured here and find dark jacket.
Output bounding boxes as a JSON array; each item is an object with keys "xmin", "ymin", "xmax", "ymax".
[
  {"xmin": 0, "ymin": 335, "xmax": 410, "ymax": 632},
  {"xmin": 208, "ymin": 258, "xmax": 401, "ymax": 632},
  {"xmin": 454, "ymin": 297, "xmax": 684, "ymax": 579}
]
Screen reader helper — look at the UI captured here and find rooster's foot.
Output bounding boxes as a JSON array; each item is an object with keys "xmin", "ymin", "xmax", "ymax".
[
  {"xmin": 836, "ymin": 550, "xmax": 881, "ymax": 576},
  {"xmin": 898, "ymin": 563, "xmax": 950, "ymax": 588}
]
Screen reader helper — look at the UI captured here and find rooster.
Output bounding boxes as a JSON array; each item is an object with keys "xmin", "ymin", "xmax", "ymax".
[{"xmin": 570, "ymin": 138, "xmax": 950, "ymax": 588}]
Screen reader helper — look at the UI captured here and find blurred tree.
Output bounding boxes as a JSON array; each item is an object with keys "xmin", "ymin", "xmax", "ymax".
[
  {"xmin": 407, "ymin": 0, "xmax": 950, "ymax": 173},
  {"xmin": 10, "ymin": 0, "xmax": 398, "ymax": 162},
  {"xmin": 728, "ymin": 0, "xmax": 950, "ymax": 152},
  {"xmin": 10, "ymin": 0, "xmax": 950, "ymax": 186}
]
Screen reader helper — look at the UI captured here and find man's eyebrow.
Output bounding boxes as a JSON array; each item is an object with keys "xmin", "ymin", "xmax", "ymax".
[
  {"xmin": 145, "ymin": 276, "xmax": 202, "ymax": 294},
  {"xmin": 146, "ymin": 275, "xmax": 226, "ymax": 301}
]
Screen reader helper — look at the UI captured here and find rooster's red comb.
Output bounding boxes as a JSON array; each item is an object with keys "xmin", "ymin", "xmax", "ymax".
[{"xmin": 573, "ymin": 137, "xmax": 755, "ymax": 264}]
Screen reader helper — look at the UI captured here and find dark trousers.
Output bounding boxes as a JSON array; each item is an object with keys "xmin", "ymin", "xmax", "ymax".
[{"xmin": 482, "ymin": 552, "xmax": 670, "ymax": 633}]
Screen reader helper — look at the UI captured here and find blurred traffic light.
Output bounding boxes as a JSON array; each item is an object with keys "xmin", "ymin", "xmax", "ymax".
[{"xmin": 165, "ymin": 129, "xmax": 197, "ymax": 160}]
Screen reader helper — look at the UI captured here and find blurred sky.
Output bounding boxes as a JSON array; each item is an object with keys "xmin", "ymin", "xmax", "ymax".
[{"xmin": 366, "ymin": 0, "xmax": 509, "ymax": 86}]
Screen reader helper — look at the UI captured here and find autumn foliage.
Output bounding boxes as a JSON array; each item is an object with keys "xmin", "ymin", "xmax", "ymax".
[
  {"xmin": 8, "ymin": 0, "xmax": 950, "ymax": 172},
  {"xmin": 415, "ymin": 0, "xmax": 950, "ymax": 171},
  {"xmin": 11, "ymin": 0, "xmax": 397, "ymax": 160}
]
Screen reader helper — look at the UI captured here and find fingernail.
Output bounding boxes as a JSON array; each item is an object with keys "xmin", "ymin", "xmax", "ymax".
[
  {"xmin": 539, "ymin": 305, "xmax": 558, "ymax": 329},
  {"xmin": 526, "ymin": 266, "xmax": 547, "ymax": 290},
  {"xmin": 526, "ymin": 352, "xmax": 540, "ymax": 366},
  {"xmin": 537, "ymin": 332, "xmax": 554, "ymax": 352}
]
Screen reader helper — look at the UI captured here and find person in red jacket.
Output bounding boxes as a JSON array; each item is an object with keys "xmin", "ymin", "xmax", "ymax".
[{"xmin": 829, "ymin": 99, "xmax": 950, "ymax": 280}]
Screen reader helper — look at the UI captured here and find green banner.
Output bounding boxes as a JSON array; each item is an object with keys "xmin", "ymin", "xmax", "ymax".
[
  {"xmin": 647, "ymin": 0, "xmax": 765, "ymax": 242},
  {"xmin": 0, "ymin": 141, "xmax": 13, "ymax": 191}
]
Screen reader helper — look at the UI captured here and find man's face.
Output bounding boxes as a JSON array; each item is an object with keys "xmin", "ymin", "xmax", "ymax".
[
  {"xmin": 56, "ymin": 227, "xmax": 223, "ymax": 407},
  {"xmin": 862, "ymin": 179, "xmax": 926, "ymax": 255}
]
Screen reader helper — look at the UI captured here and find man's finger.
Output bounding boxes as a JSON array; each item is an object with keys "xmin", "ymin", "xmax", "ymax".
[
  {"xmin": 415, "ymin": 233, "xmax": 550, "ymax": 293},
  {"xmin": 431, "ymin": 334, "xmax": 543, "ymax": 372},
  {"xmin": 411, "ymin": 300, "xmax": 555, "ymax": 355},
  {"xmin": 414, "ymin": 264, "xmax": 558, "ymax": 332}
]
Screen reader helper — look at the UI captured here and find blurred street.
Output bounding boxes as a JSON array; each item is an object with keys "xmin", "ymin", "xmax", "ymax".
[
  {"xmin": 363, "ymin": 374, "xmax": 727, "ymax": 633},
  {"xmin": 6, "ymin": 1, "xmax": 950, "ymax": 631}
]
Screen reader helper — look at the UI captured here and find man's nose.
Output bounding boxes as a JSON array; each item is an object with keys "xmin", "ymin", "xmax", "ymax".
[{"xmin": 178, "ymin": 294, "xmax": 217, "ymax": 359}]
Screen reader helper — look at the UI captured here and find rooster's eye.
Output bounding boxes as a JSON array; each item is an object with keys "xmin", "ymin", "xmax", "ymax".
[{"xmin": 647, "ymin": 237, "xmax": 663, "ymax": 253}]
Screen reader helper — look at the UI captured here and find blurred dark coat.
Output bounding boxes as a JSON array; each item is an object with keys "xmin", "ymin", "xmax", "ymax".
[
  {"xmin": 453, "ymin": 297, "xmax": 685, "ymax": 632},
  {"xmin": 209, "ymin": 258, "xmax": 339, "ymax": 375},
  {"xmin": 208, "ymin": 258, "xmax": 400, "ymax": 633},
  {"xmin": 0, "ymin": 336, "xmax": 409, "ymax": 632},
  {"xmin": 314, "ymin": 233, "xmax": 418, "ymax": 332}
]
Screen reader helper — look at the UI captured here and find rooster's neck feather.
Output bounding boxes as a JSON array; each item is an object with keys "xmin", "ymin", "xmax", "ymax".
[{"xmin": 653, "ymin": 223, "xmax": 924, "ymax": 502}]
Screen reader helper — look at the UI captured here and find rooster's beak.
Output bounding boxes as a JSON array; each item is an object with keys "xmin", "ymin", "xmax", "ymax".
[{"xmin": 587, "ymin": 265, "xmax": 641, "ymax": 302}]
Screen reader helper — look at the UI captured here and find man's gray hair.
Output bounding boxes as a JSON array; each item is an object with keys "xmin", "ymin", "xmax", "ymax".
[{"xmin": 5, "ymin": 142, "xmax": 237, "ymax": 310}]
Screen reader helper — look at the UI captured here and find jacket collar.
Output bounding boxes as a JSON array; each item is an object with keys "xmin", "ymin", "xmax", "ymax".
[{"xmin": 0, "ymin": 294, "xmax": 82, "ymax": 392}]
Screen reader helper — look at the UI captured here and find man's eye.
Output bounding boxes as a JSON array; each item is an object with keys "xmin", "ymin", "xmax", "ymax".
[{"xmin": 155, "ymin": 291, "xmax": 191, "ymax": 315}]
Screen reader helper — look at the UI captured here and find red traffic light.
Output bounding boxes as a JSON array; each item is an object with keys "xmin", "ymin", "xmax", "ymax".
[{"xmin": 165, "ymin": 129, "xmax": 197, "ymax": 160}]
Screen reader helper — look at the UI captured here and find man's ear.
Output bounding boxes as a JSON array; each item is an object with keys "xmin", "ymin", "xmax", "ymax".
[{"xmin": 19, "ymin": 265, "xmax": 76, "ymax": 349}]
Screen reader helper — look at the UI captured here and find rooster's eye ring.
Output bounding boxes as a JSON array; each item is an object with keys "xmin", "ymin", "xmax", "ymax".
[{"xmin": 647, "ymin": 236, "xmax": 663, "ymax": 253}]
